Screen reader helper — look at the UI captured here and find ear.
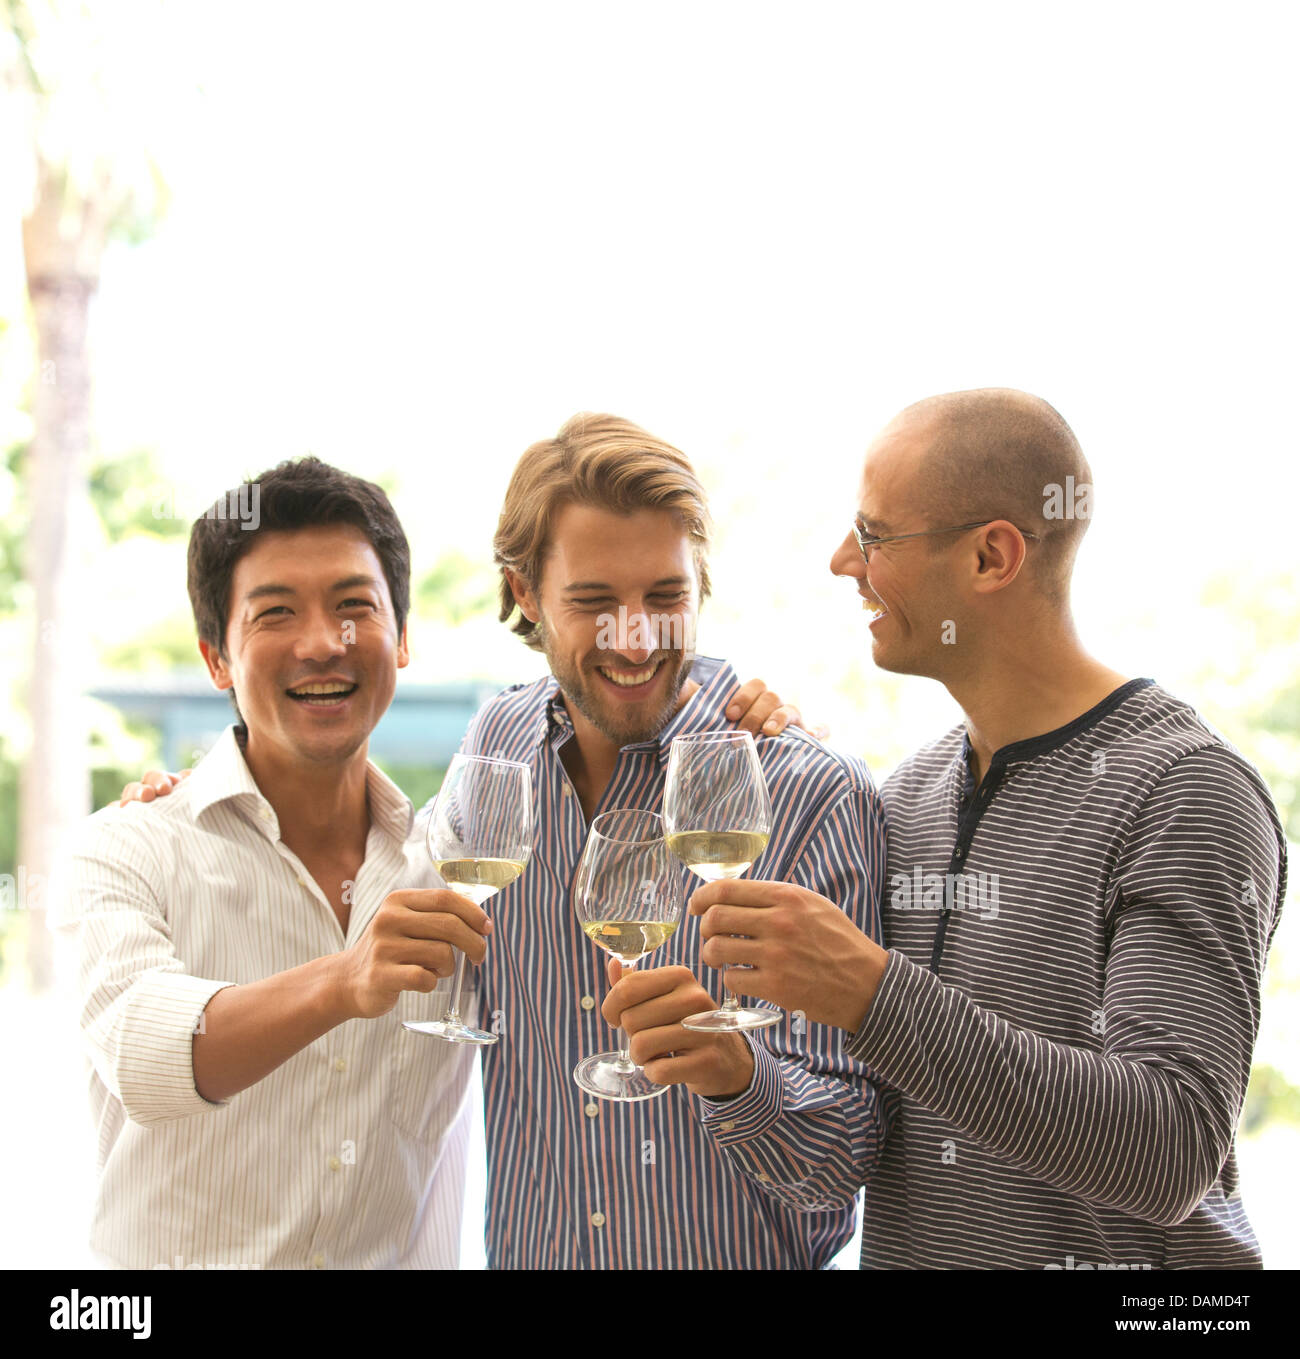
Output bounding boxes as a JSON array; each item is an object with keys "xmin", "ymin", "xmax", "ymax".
[
  {"xmin": 396, "ymin": 620, "xmax": 410, "ymax": 670},
  {"xmin": 970, "ymin": 521, "xmax": 1030, "ymax": 595},
  {"xmin": 199, "ymin": 638, "xmax": 234, "ymax": 691},
  {"xmin": 505, "ymin": 566, "xmax": 540, "ymax": 623}
]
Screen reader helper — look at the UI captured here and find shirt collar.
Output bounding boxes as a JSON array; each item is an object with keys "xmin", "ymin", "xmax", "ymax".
[
  {"xmin": 188, "ymin": 724, "xmax": 414, "ymax": 844},
  {"xmin": 956, "ymin": 676, "xmax": 1155, "ymax": 773},
  {"xmin": 534, "ymin": 656, "xmax": 738, "ymax": 766}
]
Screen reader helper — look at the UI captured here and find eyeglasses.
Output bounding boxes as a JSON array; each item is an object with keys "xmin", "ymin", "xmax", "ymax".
[{"xmin": 852, "ymin": 515, "xmax": 1040, "ymax": 563}]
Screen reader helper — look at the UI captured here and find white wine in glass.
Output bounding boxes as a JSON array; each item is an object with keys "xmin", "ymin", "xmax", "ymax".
[
  {"xmin": 403, "ymin": 754, "xmax": 533, "ymax": 1046},
  {"xmin": 572, "ymin": 809, "xmax": 685, "ymax": 1102},
  {"xmin": 664, "ymin": 730, "xmax": 781, "ymax": 1032}
]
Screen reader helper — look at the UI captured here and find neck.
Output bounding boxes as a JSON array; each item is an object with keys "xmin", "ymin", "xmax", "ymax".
[
  {"xmin": 940, "ymin": 610, "xmax": 1131, "ymax": 784},
  {"xmin": 240, "ymin": 731, "xmax": 372, "ymax": 853}
]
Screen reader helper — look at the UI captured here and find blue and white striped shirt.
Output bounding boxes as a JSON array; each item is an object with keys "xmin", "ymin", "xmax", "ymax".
[{"xmin": 436, "ymin": 655, "xmax": 888, "ymax": 1269}]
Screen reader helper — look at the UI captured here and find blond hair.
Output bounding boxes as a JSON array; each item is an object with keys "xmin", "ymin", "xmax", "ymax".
[{"xmin": 494, "ymin": 413, "xmax": 713, "ymax": 651}]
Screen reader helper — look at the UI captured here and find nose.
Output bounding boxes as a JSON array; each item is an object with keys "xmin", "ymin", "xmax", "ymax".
[
  {"xmin": 294, "ymin": 606, "xmax": 351, "ymax": 663},
  {"xmin": 613, "ymin": 605, "xmax": 655, "ymax": 667},
  {"xmin": 830, "ymin": 529, "xmax": 867, "ymax": 581}
]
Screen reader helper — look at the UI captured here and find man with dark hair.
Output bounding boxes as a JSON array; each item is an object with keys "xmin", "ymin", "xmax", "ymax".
[
  {"xmin": 686, "ymin": 388, "xmax": 1287, "ymax": 1268},
  {"xmin": 51, "ymin": 457, "xmax": 491, "ymax": 1268}
]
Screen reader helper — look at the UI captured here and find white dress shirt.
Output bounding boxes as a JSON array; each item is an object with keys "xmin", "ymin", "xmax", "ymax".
[{"xmin": 48, "ymin": 724, "xmax": 474, "ymax": 1270}]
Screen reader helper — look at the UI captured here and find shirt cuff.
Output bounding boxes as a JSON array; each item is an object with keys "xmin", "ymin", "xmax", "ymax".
[
  {"xmin": 696, "ymin": 1038, "xmax": 784, "ymax": 1145},
  {"xmin": 110, "ymin": 972, "xmax": 236, "ymax": 1126},
  {"xmin": 844, "ymin": 946, "xmax": 916, "ymax": 1069}
]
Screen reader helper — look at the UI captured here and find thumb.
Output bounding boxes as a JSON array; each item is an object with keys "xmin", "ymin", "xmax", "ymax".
[{"xmin": 606, "ymin": 956, "xmax": 623, "ymax": 987}]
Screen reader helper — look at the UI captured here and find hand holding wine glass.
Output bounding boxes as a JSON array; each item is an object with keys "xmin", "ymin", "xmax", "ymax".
[
  {"xmin": 403, "ymin": 753, "xmax": 533, "ymax": 1046},
  {"xmin": 572, "ymin": 810, "xmax": 686, "ymax": 1102},
  {"xmin": 664, "ymin": 729, "xmax": 781, "ymax": 1032}
]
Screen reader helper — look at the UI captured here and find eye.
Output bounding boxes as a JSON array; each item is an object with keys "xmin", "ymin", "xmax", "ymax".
[
  {"xmin": 339, "ymin": 598, "xmax": 377, "ymax": 609},
  {"xmin": 255, "ymin": 606, "xmax": 291, "ymax": 620},
  {"xmin": 649, "ymin": 592, "xmax": 688, "ymax": 605}
]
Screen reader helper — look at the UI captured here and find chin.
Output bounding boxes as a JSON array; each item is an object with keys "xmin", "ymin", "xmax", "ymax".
[
  {"xmin": 582, "ymin": 656, "xmax": 691, "ymax": 745},
  {"xmin": 869, "ymin": 639, "xmax": 926, "ymax": 679}
]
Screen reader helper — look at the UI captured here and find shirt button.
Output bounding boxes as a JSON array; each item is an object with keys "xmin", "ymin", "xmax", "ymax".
[
  {"xmin": 584, "ymin": 1103, "xmax": 599, "ymax": 1118},
  {"xmin": 258, "ymin": 807, "xmax": 272, "ymax": 821},
  {"xmin": 334, "ymin": 1058, "xmax": 347, "ymax": 1073},
  {"xmin": 297, "ymin": 875, "xmax": 307, "ymax": 887},
  {"xmin": 590, "ymin": 1211, "xmax": 606, "ymax": 1228},
  {"xmin": 580, "ymin": 995, "xmax": 596, "ymax": 1011},
  {"xmin": 311, "ymin": 1252, "xmax": 325, "ymax": 1268},
  {"xmin": 328, "ymin": 1156, "xmax": 341, "ymax": 1171},
  {"xmin": 563, "ymin": 783, "xmax": 574, "ymax": 798},
  {"xmin": 755, "ymin": 1172, "xmax": 772, "ymax": 1183},
  {"xmin": 719, "ymin": 1120, "xmax": 736, "ymax": 1132}
]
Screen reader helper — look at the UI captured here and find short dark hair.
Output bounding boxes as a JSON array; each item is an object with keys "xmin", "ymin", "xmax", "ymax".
[{"xmin": 187, "ymin": 456, "xmax": 411, "ymax": 661}]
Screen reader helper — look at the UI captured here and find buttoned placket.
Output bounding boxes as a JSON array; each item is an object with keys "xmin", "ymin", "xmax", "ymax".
[
  {"xmin": 543, "ymin": 709, "xmax": 605, "ymax": 1267},
  {"xmin": 540, "ymin": 673, "xmax": 733, "ymax": 1268},
  {"xmin": 929, "ymin": 749, "xmax": 1011, "ymax": 972},
  {"xmin": 250, "ymin": 795, "xmax": 402, "ymax": 1269}
]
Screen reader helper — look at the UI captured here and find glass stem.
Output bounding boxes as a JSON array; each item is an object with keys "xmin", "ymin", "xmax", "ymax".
[
  {"xmin": 445, "ymin": 951, "xmax": 470, "ymax": 1025},
  {"xmin": 614, "ymin": 961, "xmax": 637, "ymax": 1072},
  {"xmin": 720, "ymin": 869, "xmax": 746, "ymax": 1012}
]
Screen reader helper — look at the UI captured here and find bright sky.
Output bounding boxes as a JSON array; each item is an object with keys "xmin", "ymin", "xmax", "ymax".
[{"xmin": 10, "ymin": 0, "xmax": 1300, "ymax": 765}]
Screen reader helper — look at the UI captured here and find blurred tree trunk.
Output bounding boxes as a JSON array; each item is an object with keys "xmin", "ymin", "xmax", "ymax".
[{"xmin": 17, "ymin": 160, "xmax": 108, "ymax": 989}]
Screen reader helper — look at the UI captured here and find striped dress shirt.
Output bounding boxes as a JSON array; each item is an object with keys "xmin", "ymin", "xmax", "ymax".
[
  {"xmin": 441, "ymin": 655, "xmax": 888, "ymax": 1269},
  {"xmin": 49, "ymin": 725, "xmax": 474, "ymax": 1270},
  {"xmin": 845, "ymin": 678, "xmax": 1287, "ymax": 1269}
]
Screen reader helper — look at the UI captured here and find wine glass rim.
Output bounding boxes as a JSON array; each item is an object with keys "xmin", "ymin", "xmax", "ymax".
[
  {"xmin": 447, "ymin": 753, "xmax": 532, "ymax": 772},
  {"xmin": 670, "ymin": 729, "xmax": 756, "ymax": 747},
  {"xmin": 588, "ymin": 809, "xmax": 666, "ymax": 845}
]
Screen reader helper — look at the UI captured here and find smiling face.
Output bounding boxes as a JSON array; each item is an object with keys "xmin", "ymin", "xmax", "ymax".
[
  {"xmin": 829, "ymin": 413, "xmax": 965, "ymax": 678},
  {"xmin": 510, "ymin": 503, "xmax": 699, "ymax": 748},
  {"xmin": 199, "ymin": 523, "xmax": 409, "ymax": 768}
]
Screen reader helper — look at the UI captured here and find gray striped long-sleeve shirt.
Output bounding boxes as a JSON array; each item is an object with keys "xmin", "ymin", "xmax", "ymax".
[{"xmin": 846, "ymin": 678, "xmax": 1287, "ymax": 1269}]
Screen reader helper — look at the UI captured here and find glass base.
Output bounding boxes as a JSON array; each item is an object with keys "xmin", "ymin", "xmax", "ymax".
[
  {"xmin": 402, "ymin": 1018, "xmax": 499, "ymax": 1046},
  {"xmin": 681, "ymin": 1005, "xmax": 782, "ymax": 1033},
  {"xmin": 573, "ymin": 1052, "xmax": 671, "ymax": 1102}
]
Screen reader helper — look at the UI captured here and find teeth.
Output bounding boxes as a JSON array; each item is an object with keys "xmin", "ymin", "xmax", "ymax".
[
  {"xmin": 862, "ymin": 600, "xmax": 888, "ymax": 618},
  {"xmin": 599, "ymin": 665, "xmax": 658, "ymax": 688},
  {"xmin": 290, "ymin": 683, "xmax": 354, "ymax": 695}
]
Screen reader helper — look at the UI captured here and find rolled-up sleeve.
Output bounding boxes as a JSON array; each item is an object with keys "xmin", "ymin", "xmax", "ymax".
[{"xmin": 49, "ymin": 814, "xmax": 235, "ymax": 1127}]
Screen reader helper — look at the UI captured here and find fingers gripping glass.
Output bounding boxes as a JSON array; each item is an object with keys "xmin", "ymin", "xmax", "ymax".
[
  {"xmin": 852, "ymin": 515, "xmax": 1041, "ymax": 562},
  {"xmin": 664, "ymin": 730, "xmax": 781, "ymax": 1033},
  {"xmin": 403, "ymin": 753, "xmax": 534, "ymax": 1046},
  {"xmin": 572, "ymin": 810, "xmax": 686, "ymax": 1102}
]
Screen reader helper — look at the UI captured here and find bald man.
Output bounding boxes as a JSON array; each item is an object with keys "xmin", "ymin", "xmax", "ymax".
[{"xmin": 681, "ymin": 389, "xmax": 1287, "ymax": 1269}]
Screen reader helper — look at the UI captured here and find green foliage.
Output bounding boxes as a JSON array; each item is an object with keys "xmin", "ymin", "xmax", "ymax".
[
  {"xmin": 373, "ymin": 763, "xmax": 447, "ymax": 820},
  {"xmin": 1244, "ymin": 1064, "xmax": 1300, "ymax": 1135},
  {"xmin": 100, "ymin": 613, "xmax": 196, "ymax": 672},
  {"xmin": 0, "ymin": 442, "xmax": 26, "ymax": 612},
  {"xmin": 416, "ymin": 550, "xmax": 498, "ymax": 626},
  {"xmin": 89, "ymin": 447, "xmax": 188, "ymax": 541}
]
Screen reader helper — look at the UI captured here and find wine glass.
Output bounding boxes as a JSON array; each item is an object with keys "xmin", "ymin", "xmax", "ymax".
[
  {"xmin": 402, "ymin": 753, "xmax": 533, "ymax": 1045},
  {"xmin": 664, "ymin": 729, "xmax": 780, "ymax": 1032},
  {"xmin": 572, "ymin": 809, "xmax": 686, "ymax": 1102}
]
